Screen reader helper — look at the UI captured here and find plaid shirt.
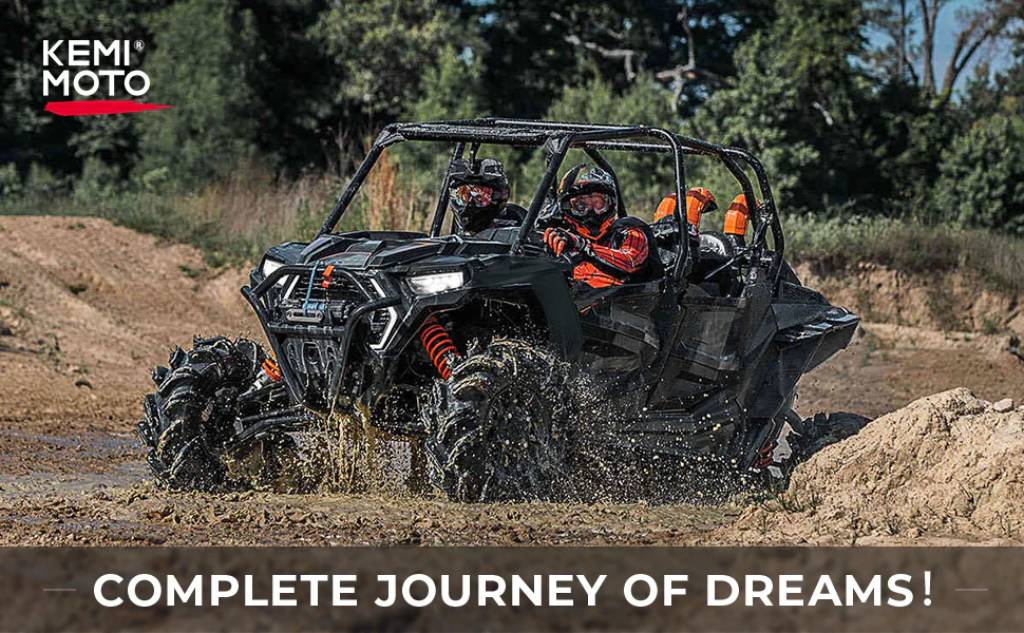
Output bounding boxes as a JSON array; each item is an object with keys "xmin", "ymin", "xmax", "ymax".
[{"xmin": 573, "ymin": 226, "xmax": 650, "ymax": 288}]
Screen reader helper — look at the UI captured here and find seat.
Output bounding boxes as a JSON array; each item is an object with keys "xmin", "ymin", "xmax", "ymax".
[{"xmin": 695, "ymin": 231, "xmax": 742, "ymax": 296}]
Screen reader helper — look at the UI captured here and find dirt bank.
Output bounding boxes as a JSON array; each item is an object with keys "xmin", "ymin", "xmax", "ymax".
[
  {"xmin": 795, "ymin": 261, "xmax": 1024, "ymax": 335},
  {"xmin": 1, "ymin": 215, "xmax": 1023, "ymax": 546}
]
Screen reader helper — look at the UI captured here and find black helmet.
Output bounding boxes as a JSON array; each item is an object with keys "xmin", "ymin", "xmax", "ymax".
[
  {"xmin": 448, "ymin": 158, "xmax": 510, "ymax": 233},
  {"xmin": 557, "ymin": 163, "xmax": 618, "ymax": 239}
]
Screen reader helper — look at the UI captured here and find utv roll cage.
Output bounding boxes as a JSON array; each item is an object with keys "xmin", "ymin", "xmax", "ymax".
[{"xmin": 317, "ymin": 118, "xmax": 785, "ymax": 290}]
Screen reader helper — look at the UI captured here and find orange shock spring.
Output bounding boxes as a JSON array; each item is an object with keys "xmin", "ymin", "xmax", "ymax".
[
  {"xmin": 418, "ymin": 314, "xmax": 460, "ymax": 380},
  {"xmin": 261, "ymin": 358, "xmax": 283, "ymax": 383}
]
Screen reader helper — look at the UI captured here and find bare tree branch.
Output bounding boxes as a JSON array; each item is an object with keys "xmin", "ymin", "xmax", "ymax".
[
  {"xmin": 552, "ymin": 11, "xmax": 641, "ymax": 82},
  {"xmin": 936, "ymin": 1, "xmax": 1016, "ymax": 105},
  {"xmin": 552, "ymin": 6, "xmax": 737, "ymax": 110},
  {"xmin": 652, "ymin": 8, "xmax": 733, "ymax": 110},
  {"xmin": 562, "ymin": 33, "xmax": 640, "ymax": 81},
  {"xmin": 812, "ymin": 102, "xmax": 835, "ymax": 126},
  {"xmin": 917, "ymin": 0, "xmax": 940, "ymax": 93}
]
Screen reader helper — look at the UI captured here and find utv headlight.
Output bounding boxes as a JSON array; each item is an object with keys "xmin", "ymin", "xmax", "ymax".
[
  {"xmin": 261, "ymin": 258, "xmax": 287, "ymax": 286},
  {"xmin": 406, "ymin": 270, "xmax": 465, "ymax": 295}
]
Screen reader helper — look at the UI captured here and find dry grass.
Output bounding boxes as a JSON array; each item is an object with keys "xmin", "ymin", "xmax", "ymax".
[
  {"xmin": 6, "ymin": 167, "xmax": 1024, "ymax": 291},
  {"xmin": 786, "ymin": 214, "xmax": 1024, "ymax": 294},
  {"xmin": 0, "ymin": 164, "xmax": 341, "ymax": 265},
  {"xmin": 183, "ymin": 163, "xmax": 339, "ymax": 249},
  {"xmin": 0, "ymin": 152, "xmax": 434, "ymax": 266},
  {"xmin": 358, "ymin": 149, "xmax": 430, "ymax": 232}
]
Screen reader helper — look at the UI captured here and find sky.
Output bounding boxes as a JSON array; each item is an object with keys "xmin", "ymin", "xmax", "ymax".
[{"xmin": 868, "ymin": 0, "xmax": 1016, "ymax": 88}]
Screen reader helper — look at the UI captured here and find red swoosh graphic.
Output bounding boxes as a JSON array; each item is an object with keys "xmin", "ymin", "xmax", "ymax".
[{"xmin": 44, "ymin": 100, "xmax": 173, "ymax": 116}]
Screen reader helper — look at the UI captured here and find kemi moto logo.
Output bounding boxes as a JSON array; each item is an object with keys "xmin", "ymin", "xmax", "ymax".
[
  {"xmin": 41, "ymin": 39, "xmax": 171, "ymax": 116},
  {"xmin": 43, "ymin": 40, "xmax": 149, "ymax": 97}
]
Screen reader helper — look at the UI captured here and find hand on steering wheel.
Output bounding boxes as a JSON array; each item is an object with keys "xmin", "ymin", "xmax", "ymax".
[{"xmin": 543, "ymin": 227, "xmax": 587, "ymax": 259}]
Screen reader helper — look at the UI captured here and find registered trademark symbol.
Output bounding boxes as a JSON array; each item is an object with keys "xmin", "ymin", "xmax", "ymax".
[{"xmin": 134, "ymin": 40, "xmax": 145, "ymax": 52}]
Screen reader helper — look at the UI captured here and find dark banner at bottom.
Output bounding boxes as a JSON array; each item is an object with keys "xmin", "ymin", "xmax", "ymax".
[{"xmin": 1, "ymin": 547, "xmax": 1019, "ymax": 632}]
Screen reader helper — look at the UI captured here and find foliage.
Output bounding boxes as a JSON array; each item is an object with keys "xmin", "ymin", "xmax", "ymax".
[
  {"xmin": 474, "ymin": 0, "xmax": 775, "ymax": 117},
  {"xmin": 394, "ymin": 45, "xmax": 487, "ymax": 201},
  {"xmin": 0, "ymin": 0, "xmax": 1022, "ymax": 261},
  {"xmin": 934, "ymin": 114, "xmax": 1024, "ymax": 234},
  {"xmin": 311, "ymin": 0, "xmax": 478, "ymax": 122},
  {"xmin": 135, "ymin": 0, "xmax": 261, "ymax": 187},
  {"xmin": 786, "ymin": 213, "xmax": 1024, "ymax": 294},
  {"xmin": 0, "ymin": 166, "xmax": 339, "ymax": 266},
  {"xmin": 538, "ymin": 75, "xmax": 677, "ymax": 211},
  {"xmin": 689, "ymin": 0, "xmax": 877, "ymax": 211}
]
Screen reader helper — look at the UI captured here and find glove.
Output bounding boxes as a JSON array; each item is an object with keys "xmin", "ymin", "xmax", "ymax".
[{"xmin": 543, "ymin": 227, "xmax": 587, "ymax": 257}]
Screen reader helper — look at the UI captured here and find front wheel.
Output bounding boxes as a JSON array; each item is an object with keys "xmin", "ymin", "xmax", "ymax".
[
  {"xmin": 422, "ymin": 339, "xmax": 573, "ymax": 502},
  {"xmin": 136, "ymin": 336, "xmax": 300, "ymax": 491}
]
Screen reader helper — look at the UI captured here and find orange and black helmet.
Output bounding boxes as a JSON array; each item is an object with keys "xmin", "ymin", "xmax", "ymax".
[{"xmin": 557, "ymin": 163, "xmax": 618, "ymax": 240}]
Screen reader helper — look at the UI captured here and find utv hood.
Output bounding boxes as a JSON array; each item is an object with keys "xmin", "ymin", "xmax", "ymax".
[{"xmin": 266, "ymin": 231, "xmax": 514, "ymax": 271}]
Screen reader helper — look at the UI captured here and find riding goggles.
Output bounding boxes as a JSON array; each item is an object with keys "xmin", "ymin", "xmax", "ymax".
[
  {"xmin": 450, "ymin": 184, "xmax": 494, "ymax": 208},
  {"xmin": 566, "ymin": 192, "xmax": 611, "ymax": 217}
]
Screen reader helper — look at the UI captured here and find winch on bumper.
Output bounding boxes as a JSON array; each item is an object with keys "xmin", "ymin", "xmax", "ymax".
[{"xmin": 241, "ymin": 263, "xmax": 400, "ymax": 410}]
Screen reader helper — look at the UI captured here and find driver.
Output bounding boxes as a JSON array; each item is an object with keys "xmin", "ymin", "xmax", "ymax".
[
  {"xmin": 448, "ymin": 158, "xmax": 525, "ymax": 234},
  {"xmin": 542, "ymin": 163, "xmax": 659, "ymax": 288}
]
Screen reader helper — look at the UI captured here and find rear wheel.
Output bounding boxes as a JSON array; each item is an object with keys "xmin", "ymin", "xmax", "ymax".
[
  {"xmin": 788, "ymin": 411, "xmax": 870, "ymax": 462},
  {"xmin": 137, "ymin": 336, "xmax": 299, "ymax": 491},
  {"xmin": 747, "ymin": 408, "xmax": 871, "ymax": 492},
  {"xmin": 422, "ymin": 339, "xmax": 572, "ymax": 502}
]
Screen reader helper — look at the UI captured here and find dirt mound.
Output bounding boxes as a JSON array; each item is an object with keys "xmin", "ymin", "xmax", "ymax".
[
  {"xmin": 732, "ymin": 388, "xmax": 1024, "ymax": 544},
  {"xmin": 0, "ymin": 216, "xmax": 252, "ymax": 425}
]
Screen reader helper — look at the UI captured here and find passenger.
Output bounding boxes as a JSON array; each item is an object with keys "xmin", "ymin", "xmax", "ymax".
[
  {"xmin": 447, "ymin": 158, "xmax": 525, "ymax": 234},
  {"xmin": 542, "ymin": 164, "xmax": 659, "ymax": 288}
]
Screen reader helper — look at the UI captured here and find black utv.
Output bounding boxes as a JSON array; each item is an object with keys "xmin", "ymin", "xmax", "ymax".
[{"xmin": 137, "ymin": 118, "xmax": 859, "ymax": 502}]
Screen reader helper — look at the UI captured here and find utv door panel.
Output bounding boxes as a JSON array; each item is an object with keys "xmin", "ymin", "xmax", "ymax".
[
  {"xmin": 673, "ymin": 297, "xmax": 742, "ymax": 375},
  {"xmin": 576, "ymin": 284, "xmax": 661, "ymax": 381}
]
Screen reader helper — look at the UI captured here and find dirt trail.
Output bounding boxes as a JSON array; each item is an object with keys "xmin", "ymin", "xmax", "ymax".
[{"xmin": 1, "ymin": 216, "xmax": 1023, "ymax": 545}]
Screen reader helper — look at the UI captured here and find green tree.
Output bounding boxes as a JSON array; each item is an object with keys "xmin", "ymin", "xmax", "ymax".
[
  {"xmin": 136, "ymin": 0, "xmax": 261, "ymax": 186},
  {"xmin": 475, "ymin": 0, "xmax": 775, "ymax": 119},
  {"xmin": 396, "ymin": 45, "xmax": 488, "ymax": 196},
  {"xmin": 242, "ymin": 0, "xmax": 336, "ymax": 175},
  {"xmin": 1, "ymin": 0, "xmax": 169, "ymax": 180},
  {"xmin": 689, "ymin": 0, "xmax": 875, "ymax": 211},
  {"xmin": 864, "ymin": 0, "xmax": 1022, "ymax": 215},
  {"xmin": 406, "ymin": 46, "xmax": 483, "ymax": 122},
  {"xmin": 934, "ymin": 114, "xmax": 1024, "ymax": 234},
  {"xmin": 311, "ymin": 0, "xmax": 478, "ymax": 124}
]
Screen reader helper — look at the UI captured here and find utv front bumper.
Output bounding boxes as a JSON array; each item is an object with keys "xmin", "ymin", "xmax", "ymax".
[{"xmin": 242, "ymin": 264, "xmax": 400, "ymax": 409}]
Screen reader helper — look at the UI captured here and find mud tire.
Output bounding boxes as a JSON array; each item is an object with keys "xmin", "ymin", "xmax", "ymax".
[
  {"xmin": 422, "ymin": 339, "xmax": 572, "ymax": 502},
  {"xmin": 137, "ymin": 336, "xmax": 292, "ymax": 491},
  {"xmin": 789, "ymin": 411, "xmax": 871, "ymax": 462},
  {"xmin": 750, "ymin": 409, "xmax": 872, "ymax": 493}
]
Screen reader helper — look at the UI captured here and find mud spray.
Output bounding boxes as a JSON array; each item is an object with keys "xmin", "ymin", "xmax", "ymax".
[{"xmin": 303, "ymin": 406, "xmax": 426, "ymax": 496}]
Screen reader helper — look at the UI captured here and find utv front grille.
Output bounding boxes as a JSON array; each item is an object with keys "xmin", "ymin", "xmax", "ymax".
[
  {"xmin": 283, "ymin": 271, "xmax": 361, "ymax": 306},
  {"xmin": 242, "ymin": 265, "xmax": 402, "ymax": 406},
  {"xmin": 276, "ymin": 266, "xmax": 397, "ymax": 348}
]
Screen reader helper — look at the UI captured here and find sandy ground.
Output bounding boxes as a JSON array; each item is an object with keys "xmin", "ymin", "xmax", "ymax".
[{"xmin": 1, "ymin": 216, "xmax": 1023, "ymax": 546}]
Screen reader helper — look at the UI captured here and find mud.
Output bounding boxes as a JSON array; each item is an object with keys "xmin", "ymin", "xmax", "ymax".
[{"xmin": 1, "ymin": 216, "xmax": 1023, "ymax": 546}]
